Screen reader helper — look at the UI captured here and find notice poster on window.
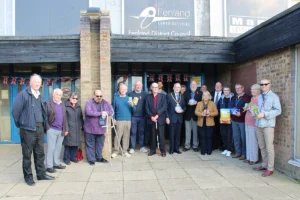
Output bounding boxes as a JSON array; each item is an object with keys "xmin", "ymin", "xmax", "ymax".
[
  {"xmin": 122, "ymin": 0, "xmax": 196, "ymax": 36},
  {"xmin": 224, "ymin": 0, "xmax": 288, "ymax": 37},
  {"xmin": 191, "ymin": 76, "xmax": 202, "ymax": 87}
]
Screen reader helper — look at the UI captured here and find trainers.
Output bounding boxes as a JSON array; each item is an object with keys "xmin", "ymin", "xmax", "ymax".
[
  {"xmin": 129, "ymin": 149, "xmax": 135, "ymax": 154},
  {"xmin": 140, "ymin": 147, "xmax": 148, "ymax": 153},
  {"xmin": 226, "ymin": 151, "xmax": 231, "ymax": 157},
  {"xmin": 111, "ymin": 153, "xmax": 118, "ymax": 158},
  {"xmin": 124, "ymin": 152, "xmax": 131, "ymax": 157},
  {"xmin": 221, "ymin": 150, "xmax": 228, "ymax": 155}
]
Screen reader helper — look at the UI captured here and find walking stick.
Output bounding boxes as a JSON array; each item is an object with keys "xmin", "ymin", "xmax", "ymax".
[
  {"xmin": 156, "ymin": 122, "xmax": 160, "ymax": 155},
  {"xmin": 101, "ymin": 113, "xmax": 112, "ymax": 166},
  {"xmin": 111, "ymin": 112, "xmax": 126, "ymax": 163}
]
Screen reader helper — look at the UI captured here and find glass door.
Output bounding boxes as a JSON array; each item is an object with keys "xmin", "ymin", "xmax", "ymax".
[{"xmin": 0, "ymin": 83, "xmax": 11, "ymax": 142}]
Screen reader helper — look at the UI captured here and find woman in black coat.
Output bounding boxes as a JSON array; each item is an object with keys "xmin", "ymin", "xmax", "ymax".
[{"xmin": 63, "ymin": 92, "xmax": 83, "ymax": 165}]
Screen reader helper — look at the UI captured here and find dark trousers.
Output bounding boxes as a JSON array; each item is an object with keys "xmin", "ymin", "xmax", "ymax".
[
  {"xmin": 63, "ymin": 146, "xmax": 78, "ymax": 163},
  {"xmin": 85, "ymin": 132, "xmax": 105, "ymax": 162},
  {"xmin": 198, "ymin": 126, "xmax": 214, "ymax": 155},
  {"xmin": 20, "ymin": 125, "xmax": 46, "ymax": 181},
  {"xmin": 130, "ymin": 116, "xmax": 145, "ymax": 148},
  {"xmin": 169, "ymin": 123, "xmax": 182, "ymax": 152},
  {"xmin": 150, "ymin": 123, "xmax": 166, "ymax": 153},
  {"xmin": 220, "ymin": 124, "xmax": 232, "ymax": 151},
  {"xmin": 213, "ymin": 117, "xmax": 223, "ymax": 149}
]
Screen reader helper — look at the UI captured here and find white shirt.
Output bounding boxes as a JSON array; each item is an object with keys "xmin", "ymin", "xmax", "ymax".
[
  {"xmin": 214, "ymin": 91, "xmax": 222, "ymax": 103},
  {"xmin": 31, "ymin": 88, "xmax": 40, "ymax": 99}
]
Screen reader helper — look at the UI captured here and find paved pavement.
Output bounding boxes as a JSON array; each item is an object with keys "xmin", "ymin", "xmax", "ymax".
[{"xmin": 0, "ymin": 144, "xmax": 300, "ymax": 200}]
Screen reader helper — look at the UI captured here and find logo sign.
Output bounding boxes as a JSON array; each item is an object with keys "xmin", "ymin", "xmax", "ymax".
[
  {"xmin": 228, "ymin": 15, "xmax": 267, "ymax": 35},
  {"xmin": 224, "ymin": 0, "xmax": 287, "ymax": 37},
  {"xmin": 122, "ymin": 0, "xmax": 195, "ymax": 36}
]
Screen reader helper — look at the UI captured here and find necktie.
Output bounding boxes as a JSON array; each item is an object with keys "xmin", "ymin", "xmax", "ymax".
[
  {"xmin": 176, "ymin": 95, "xmax": 179, "ymax": 101},
  {"xmin": 191, "ymin": 92, "xmax": 195, "ymax": 100},
  {"xmin": 215, "ymin": 92, "xmax": 219, "ymax": 104}
]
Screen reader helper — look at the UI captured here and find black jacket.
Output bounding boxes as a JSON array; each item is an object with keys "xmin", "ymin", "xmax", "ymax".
[
  {"xmin": 12, "ymin": 87, "xmax": 47, "ymax": 132},
  {"xmin": 145, "ymin": 93, "xmax": 167, "ymax": 125},
  {"xmin": 63, "ymin": 101, "xmax": 83, "ymax": 146},
  {"xmin": 166, "ymin": 92, "xmax": 186, "ymax": 124},
  {"xmin": 183, "ymin": 89, "xmax": 202, "ymax": 121},
  {"xmin": 211, "ymin": 90, "xmax": 224, "ymax": 104}
]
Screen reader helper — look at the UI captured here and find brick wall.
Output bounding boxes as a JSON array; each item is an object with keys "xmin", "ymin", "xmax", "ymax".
[
  {"xmin": 80, "ymin": 9, "xmax": 112, "ymax": 161},
  {"xmin": 234, "ymin": 47, "xmax": 300, "ymax": 180}
]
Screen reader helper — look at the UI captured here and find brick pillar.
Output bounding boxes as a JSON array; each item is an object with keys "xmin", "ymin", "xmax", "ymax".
[
  {"xmin": 99, "ymin": 11, "xmax": 112, "ymax": 160},
  {"xmin": 80, "ymin": 8, "xmax": 112, "ymax": 160}
]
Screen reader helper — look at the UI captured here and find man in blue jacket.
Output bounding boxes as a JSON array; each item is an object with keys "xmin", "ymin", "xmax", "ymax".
[
  {"xmin": 253, "ymin": 79, "xmax": 281, "ymax": 177},
  {"xmin": 128, "ymin": 81, "xmax": 148, "ymax": 154},
  {"xmin": 12, "ymin": 74, "xmax": 54, "ymax": 186}
]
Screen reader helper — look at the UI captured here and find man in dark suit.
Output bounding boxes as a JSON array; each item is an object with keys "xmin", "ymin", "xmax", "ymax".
[
  {"xmin": 183, "ymin": 80, "xmax": 202, "ymax": 152},
  {"xmin": 145, "ymin": 82, "xmax": 168, "ymax": 157},
  {"xmin": 166, "ymin": 83, "xmax": 186, "ymax": 154},
  {"xmin": 211, "ymin": 82, "xmax": 224, "ymax": 150}
]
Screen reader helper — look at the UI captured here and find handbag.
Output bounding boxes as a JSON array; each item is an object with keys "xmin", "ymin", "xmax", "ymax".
[{"xmin": 76, "ymin": 148, "xmax": 83, "ymax": 161}]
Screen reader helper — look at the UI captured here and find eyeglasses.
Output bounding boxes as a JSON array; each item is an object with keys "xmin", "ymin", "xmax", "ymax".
[
  {"xmin": 96, "ymin": 95, "xmax": 102, "ymax": 98},
  {"xmin": 260, "ymin": 83, "xmax": 270, "ymax": 86},
  {"xmin": 72, "ymin": 98, "xmax": 78, "ymax": 100}
]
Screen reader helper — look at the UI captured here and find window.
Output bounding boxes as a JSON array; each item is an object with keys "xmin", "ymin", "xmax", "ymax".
[{"xmin": 290, "ymin": 45, "xmax": 300, "ymax": 167}]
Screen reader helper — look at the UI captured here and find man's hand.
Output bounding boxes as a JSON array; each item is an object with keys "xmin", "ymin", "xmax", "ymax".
[
  {"xmin": 151, "ymin": 116, "xmax": 157, "ymax": 122},
  {"xmin": 257, "ymin": 113, "xmax": 265, "ymax": 119},
  {"xmin": 166, "ymin": 118, "xmax": 170, "ymax": 124},
  {"xmin": 128, "ymin": 101, "xmax": 134, "ymax": 107},
  {"xmin": 113, "ymin": 119, "xmax": 117, "ymax": 125},
  {"xmin": 64, "ymin": 132, "xmax": 68, "ymax": 136},
  {"xmin": 235, "ymin": 112, "xmax": 241, "ymax": 117}
]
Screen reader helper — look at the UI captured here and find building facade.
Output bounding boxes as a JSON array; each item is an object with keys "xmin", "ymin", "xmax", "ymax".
[{"xmin": 0, "ymin": 1, "xmax": 299, "ymax": 180}]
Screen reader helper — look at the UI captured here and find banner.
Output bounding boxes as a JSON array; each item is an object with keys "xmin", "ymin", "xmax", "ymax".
[{"xmin": 122, "ymin": 0, "xmax": 196, "ymax": 36}]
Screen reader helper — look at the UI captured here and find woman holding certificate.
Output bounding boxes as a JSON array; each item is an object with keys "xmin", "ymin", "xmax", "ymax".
[
  {"xmin": 195, "ymin": 91, "xmax": 218, "ymax": 155},
  {"xmin": 243, "ymin": 84, "xmax": 260, "ymax": 165}
]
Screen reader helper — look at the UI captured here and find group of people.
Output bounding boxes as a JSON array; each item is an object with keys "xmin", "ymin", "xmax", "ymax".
[
  {"xmin": 12, "ymin": 74, "xmax": 84, "ymax": 186},
  {"xmin": 12, "ymin": 73, "xmax": 282, "ymax": 186},
  {"xmin": 111, "ymin": 79, "xmax": 281, "ymax": 178}
]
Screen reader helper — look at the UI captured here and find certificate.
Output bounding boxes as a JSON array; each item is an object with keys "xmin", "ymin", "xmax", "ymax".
[{"xmin": 220, "ymin": 108, "xmax": 231, "ymax": 124}]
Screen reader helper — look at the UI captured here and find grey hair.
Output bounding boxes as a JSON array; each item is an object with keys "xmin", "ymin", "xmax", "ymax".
[
  {"xmin": 53, "ymin": 88, "xmax": 63, "ymax": 95},
  {"xmin": 69, "ymin": 92, "xmax": 78, "ymax": 100},
  {"xmin": 251, "ymin": 84, "xmax": 261, "ymax": 93},
  {"xmin": 260, "ymin": 79, "xmax": 271, "ymax": 84},
  {"xmin": 30, "ymin": 73, "xmax": 42, "ymax": 82}
]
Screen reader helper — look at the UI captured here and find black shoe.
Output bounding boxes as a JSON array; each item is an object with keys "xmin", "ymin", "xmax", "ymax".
[
  {"xmin": 174, "ymin": 151, "xmax": 182, "ymax": 154},
  {"xmin": 64, "ymin": 161, "xmax": 71, "ymax": 165},
  {"xmin": 25, "ymin": 179, "xmax": 35, "ymax": 186},
  {"xmin": 183, "ymin": 148, "xmax": 190, "ymax": 152},
  {"xmin": 161, "ymin": 152, "xmax": 166, "ymax": 157},
  {"xmin": 54, "ymin": 164, "xmax": 66, "ymax": 169},
  {"xmin": 193, "ymin": 148, "xmax": 199, "ymax": 152},
  {"xmin": 70, "ymin": 159, "xmax": 78, "ymax": 163},
  {"xmin": 37, "ymin": 174, "xmax": 55, "ymax": 181},
  {"xmin": 148, "ymin": 152, "xmax": 156, "ymax": 156},
  {"xmin": 169, "ymin": 151, "xmax": 174, "ymax": 155},
  {"xmin": 88, "ymin": 161, "xmax": 95, "ymax": 165},
  {"xmin": 46, "ymin": 168, "xmax": 56, "ymax": 173},
  {"xmin": 96, "ymin": 158, "xmax": 108, "ymax": 163}
]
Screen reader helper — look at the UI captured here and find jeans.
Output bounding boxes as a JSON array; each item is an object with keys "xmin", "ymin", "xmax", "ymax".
[
  {"xmin": 232, "ymin": 121, "xmax": 246, "ymax": 156},
  {"xmin": 130, "ymin": 116, "xmax": 145, "ymax": 149},
  {"xmin": 85, "ymin": 132, "xmax": 105, "ymax": 162}
]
